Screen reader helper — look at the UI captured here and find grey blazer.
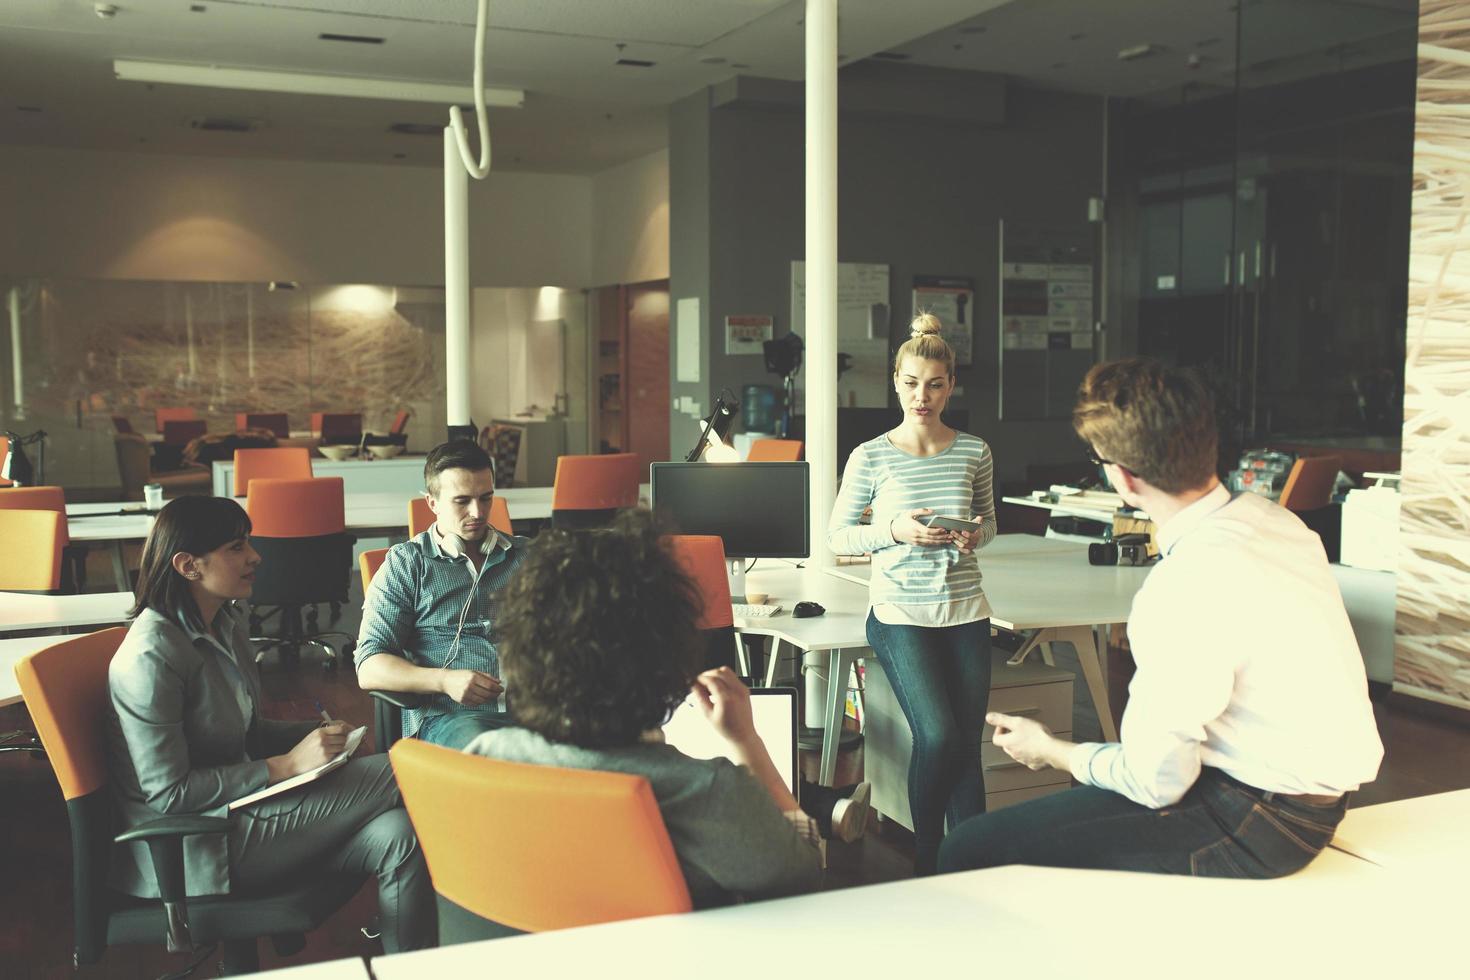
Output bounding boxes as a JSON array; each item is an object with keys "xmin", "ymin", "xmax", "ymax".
[{"xmin": 106, "ymin": 603, "xmax": 316, "ymax": 898}]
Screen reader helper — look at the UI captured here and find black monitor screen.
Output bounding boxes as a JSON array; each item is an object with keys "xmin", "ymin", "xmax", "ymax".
[{"xmin": 650, "ymin": 462, "xmax": 810, "ymax": 559}]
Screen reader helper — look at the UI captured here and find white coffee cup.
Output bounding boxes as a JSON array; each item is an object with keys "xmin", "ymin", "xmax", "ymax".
[{"xmin": 143, "ymin": 483, "xmax": 164, "ymax": 511}]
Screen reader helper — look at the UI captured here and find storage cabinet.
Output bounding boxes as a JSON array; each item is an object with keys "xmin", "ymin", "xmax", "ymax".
[{"xmin": 865, "ymin": 648, "xmax": 1074, "ymax": 828}]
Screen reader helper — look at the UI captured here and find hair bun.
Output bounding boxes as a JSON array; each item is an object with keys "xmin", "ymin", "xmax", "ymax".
[{"xmin": 909, "ymin": 312, "xmax": 943, "ymax": 339}]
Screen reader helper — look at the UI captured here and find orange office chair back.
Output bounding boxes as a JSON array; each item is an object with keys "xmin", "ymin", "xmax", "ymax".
[
  {"xmin": 666, "ymin": 535, "xmax": 734, "ymax": 630},
  {"xmin": 233, "ymin": 447, "xmax": 313, "ymax": 497},
  {"xmin": 408, "ymin": 496, "xmax": 512, "ymax": 537},
  {"xmin": 552, "ymin": 453, "xmax": 641, "ymax": 510},
  {"xmin": 1279, "ymin": 455, "xmax": 1341, "ymax": 512},
  {"xmin": 359, "ymin": 547, "xmax": 388, "ymax": 593},
  {"xmin": 390, "ymin": 741, "xmax": 691, "ymax": 933},
  {"xmin": 0, "ymin": 435, "xmax": 9, "ymax": 486},
  {"xmin": 154, "ymin": 407, "xmax": 197, "ymax": 434},
  {"xmin": 0, "ymin": 486, "xmax": 71, "ymax": 548},
  {"xmin": 747, "ymin": 439, "xmax": 803, "ymax": 462},
  {"xmin": 0, "ymin": 509, "xmax": 65, "ymax": 591},
  {"xmin": 235, "ymin": 413, "xmax": 290, "ymax": 439},
  {"xmin": 389, "ymin": 411, "xmax": 411, "ymax": 436},
  {"xmin": 13, "ymin": 628, "xmax": 128, "ymax": 801},
  {"xmin": 246, "ymin": 477, "xmax": 346, "ymax": 537}
]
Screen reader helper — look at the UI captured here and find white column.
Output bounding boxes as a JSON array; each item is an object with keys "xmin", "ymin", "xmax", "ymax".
[
  {"xmin": 7, "ymin": 287, "xmax": 22, "ymax": 420},
  {"xmin": 444, "ymin": 126, "xmax": 473, "ymax": 433},
  {"xmin": 805, "ymin": 0, "xmax": 838, "ymax": 569},
  {"xmin": 184, "ymin": 291, "xmax": 197, "ymax": 380}
]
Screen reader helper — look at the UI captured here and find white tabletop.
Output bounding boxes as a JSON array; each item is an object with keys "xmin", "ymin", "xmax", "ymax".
[
  {"xmin": 1330, "ymin": 788, "xmax": 1470, "ymax": 871},
  {"xmin": 370, "ymin": 851, "xmax": 1418, "ymax": 980},
  {"xmin": 0, "ymin": 634, "xmax": 61, "ymax": 706},
  {"xmin": 0, "ymin": 591, "xmax": 133, "ymax": 634},
  {"xmin": 243, "ymin": 958, "xmax": 369, "ymax": 980},
  {"xmin": 817, "ymin": 534, "xmax": 1152, "ymax": 633}
]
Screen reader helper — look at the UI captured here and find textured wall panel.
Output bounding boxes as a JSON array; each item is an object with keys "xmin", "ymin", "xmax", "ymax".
[{"xmin": 1396, "ymin": 0, "xmax": 1470, "ymax": 709}]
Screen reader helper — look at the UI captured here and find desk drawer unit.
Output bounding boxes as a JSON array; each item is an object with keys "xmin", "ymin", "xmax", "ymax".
[{"xmin": 865, "ymin": 650, "xmax": 1074, "ymax": 830}]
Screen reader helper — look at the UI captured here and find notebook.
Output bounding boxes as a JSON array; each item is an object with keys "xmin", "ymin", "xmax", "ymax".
[
  {"xmin": 228, "ymin": 725, "xmax": 367, "ymax": 812},
  {"xmin": 661, "ymin": 687, "xmax": 799, "ymax": 799}
]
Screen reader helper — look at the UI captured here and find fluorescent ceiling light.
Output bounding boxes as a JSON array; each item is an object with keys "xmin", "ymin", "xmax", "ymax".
[{"xmin": 113, "ymin": 59, "xmax": 524, "ymax": 108}]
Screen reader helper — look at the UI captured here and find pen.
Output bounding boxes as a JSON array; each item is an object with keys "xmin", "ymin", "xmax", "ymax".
[{"xmin": 314, "ymin": 700, "xmax": 333, "ymax": 724}]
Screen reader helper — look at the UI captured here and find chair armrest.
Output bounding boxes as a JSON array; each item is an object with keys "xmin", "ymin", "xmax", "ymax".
[
  {"xmin": 116, "ymin": 815, "xmax": 230, "ymax": 953},
  {"xmin": 368, "ymin": 689, "xmax": 428, "ymax": 711}
]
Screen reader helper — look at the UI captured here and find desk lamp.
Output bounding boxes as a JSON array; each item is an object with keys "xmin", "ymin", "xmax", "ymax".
[
  {"xmin": 1, "ymin": 429, "xmax": 45, "ymax": 486},
  {"xmin": 685, "ymin": 390, "xmax": 741, "ymax": 462}
]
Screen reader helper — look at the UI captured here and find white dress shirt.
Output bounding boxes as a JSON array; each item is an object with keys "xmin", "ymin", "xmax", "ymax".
[{"xmin": 1069, "ymin": 484, "xmax": 1383, "ymax": 808}]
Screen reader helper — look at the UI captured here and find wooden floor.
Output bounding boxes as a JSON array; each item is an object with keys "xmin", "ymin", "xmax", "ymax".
[{"xmin": 2, "ymin": 550, "xmax": 1467, "ymax": 976}]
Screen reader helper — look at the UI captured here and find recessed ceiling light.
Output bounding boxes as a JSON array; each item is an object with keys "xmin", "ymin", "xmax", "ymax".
[
  {"xmin": 388, "ymin": 122, "xmax": 441, "ymax": 136},
  {"xmin": 188, "ymin": 116, "xmax": 258, "ymax": 133},
  {"xmin": 189, "ymin": 3, "xmax": 206, "ymax": 11},
  {"xmin": 616, "ymin": 58, "xmax": 656, "ymax": 67},
  {"xmin": 871, "ymin": 51, "xmax": 910, "ymax": 61}
]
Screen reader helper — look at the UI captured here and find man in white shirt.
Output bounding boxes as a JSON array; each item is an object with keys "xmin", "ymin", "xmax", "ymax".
[{"xmin": 939, "ymin": 358, "xmax": 1383, "ymax": 878}]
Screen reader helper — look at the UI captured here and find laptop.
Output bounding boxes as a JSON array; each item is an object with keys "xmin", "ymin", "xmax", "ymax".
[{"xmin": 661, "ymin": 687, "xmax": 800, "ymax": 800}]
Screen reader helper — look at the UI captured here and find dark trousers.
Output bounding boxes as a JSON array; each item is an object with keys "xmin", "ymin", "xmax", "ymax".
[
  {"xmin": 938, "ymin": 766, "xmax": 1346, "ymax": 878},
  {"xmin": 866, "ymin": 611, "xmax": 992, "ymax": 875}
]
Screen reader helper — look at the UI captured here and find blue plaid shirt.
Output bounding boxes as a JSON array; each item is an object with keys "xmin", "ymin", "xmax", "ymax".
[{"xmin": 356, "ymin": 528, "xmax": 531, "ymax": 738}]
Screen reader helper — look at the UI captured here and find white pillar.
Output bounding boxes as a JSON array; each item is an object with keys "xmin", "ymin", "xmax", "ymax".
[
  {"xmin": 444, "ymin": 126, "xmax": 473, "ymax": 433},
  {"xmin": 805, "ymin": 0, "xmax": 838, "ymax": 569},
  {"xmin": 184, "ymin": 291, "xmax": 197, "ymax": 380},
  {"xmin": 7, "ymin": 287, "xmax": 22, "ymax": 420}
]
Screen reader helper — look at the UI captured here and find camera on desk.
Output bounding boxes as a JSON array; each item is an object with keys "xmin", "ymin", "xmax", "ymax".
[{"xmin": 1088, "ymin": 533, "xmax": 1153, "ymax": 567}]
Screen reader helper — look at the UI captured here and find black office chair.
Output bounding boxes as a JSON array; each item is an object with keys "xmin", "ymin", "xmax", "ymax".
[
  {"xmin": 14, "ymin": 628, "xmax": 363, "ymax": 975},
  {"xmin": 245, "ymin": 477, "xmax": 355, "ymax": 669}
]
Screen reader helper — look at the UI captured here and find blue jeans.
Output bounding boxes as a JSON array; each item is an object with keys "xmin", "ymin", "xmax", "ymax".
[
  {"xmin": 417, "ymin": 710, "xmax": 514, "ymax": 750},
  {"xmin": 937, "ymin": 766, "xmax": 1346, "ymax": 878},
  {"xmin": 866, "ymin": 612, "xmax": 992, "ymax": 875}
]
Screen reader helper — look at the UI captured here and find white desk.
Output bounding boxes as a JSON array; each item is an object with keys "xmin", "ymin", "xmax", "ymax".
[
  {"xmin": 1330, "ymin": 788, "xmax": 1470, "ymax": 871},
  {"xmin": 0, "ymin": 635, "xmax": 60, "ymax": 706},
  {"xmin": 0, "ymin": 591, "xmax": 132, "ymax": 636},
  {"xmin": 211, "ymin": 454, "xmax": 430, "ymax": 497},
  {"xmin": 371, "ymin": 850, "xmax": 1408, "ymax": 980},
  {"xmin": 739, "ymin": 536, "xmax": 1148, "ymax": 784},
  {"xmin": 249, "ymin": 958, "xmax": 370, "ymax": 980}
]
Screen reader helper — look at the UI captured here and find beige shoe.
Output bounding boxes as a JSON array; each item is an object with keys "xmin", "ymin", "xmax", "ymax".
[{"xmin": 830, "ymin": 781, "xmax": 871, "ymax": 843}]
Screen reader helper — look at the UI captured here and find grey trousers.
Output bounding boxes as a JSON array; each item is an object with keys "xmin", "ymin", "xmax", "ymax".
[{"xmin": 229, "ymin": 753, "xmax": 436, "ymax": 952}]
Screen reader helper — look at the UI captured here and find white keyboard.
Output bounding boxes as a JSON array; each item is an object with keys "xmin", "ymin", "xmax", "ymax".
[{"xmin": 732, "ymin": 603, "xmax": 781, "ymax": 618}]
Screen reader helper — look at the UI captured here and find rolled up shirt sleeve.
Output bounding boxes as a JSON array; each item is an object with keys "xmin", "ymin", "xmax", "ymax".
[{"xmin": 356, "ymin": 547, "xmax": 419, "ymax": 667}]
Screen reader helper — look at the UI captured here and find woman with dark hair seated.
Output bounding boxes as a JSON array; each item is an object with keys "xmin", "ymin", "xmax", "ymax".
[
  {"xmin": 106, "ymin": 496, "xmax": 435, "ymax": 952},
  {"xmin": 465, "ymin": 510, "xmax": 823, "ymax": 906}
]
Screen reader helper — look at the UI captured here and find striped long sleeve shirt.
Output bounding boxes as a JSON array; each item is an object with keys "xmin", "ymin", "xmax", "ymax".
[{"xmin": 827, "ymin": 431, "xmax": 997, "ymax": 622}]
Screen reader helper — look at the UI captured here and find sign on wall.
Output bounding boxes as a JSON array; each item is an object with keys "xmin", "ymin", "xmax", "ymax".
[
  {"xmin": 911, "ymin": 275, "xmax": 976, "ymax": 367},
  {"xmin": 790, "ymin": 261, "xmax": 891, "ymax": 408},
  {"xmin": 725, "ymin": 314, "xmax": 773, "ymax": 355}
]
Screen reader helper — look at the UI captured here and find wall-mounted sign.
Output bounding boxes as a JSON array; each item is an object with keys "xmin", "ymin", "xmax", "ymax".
[{"xmin": 725, "ymin": 314, "xmax": 774, "ymax": 355}]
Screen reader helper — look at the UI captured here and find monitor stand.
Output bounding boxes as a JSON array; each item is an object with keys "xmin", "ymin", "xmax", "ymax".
[{"xmin": 727, "ymin": 558, "xmax": 747, "ymax": 604}]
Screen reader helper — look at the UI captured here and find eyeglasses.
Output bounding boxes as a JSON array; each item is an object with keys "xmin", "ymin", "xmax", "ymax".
[{"xmin": 1086, "ymin": 447, "xmax": 1116, "ymax": 468}]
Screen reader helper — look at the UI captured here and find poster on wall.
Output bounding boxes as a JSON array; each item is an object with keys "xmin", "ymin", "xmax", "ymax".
[
  {"xmin": 998, "ymin": 221, "xmax": 1097, "ymax": 420},
  {"xmin": 790, "ymin": 261, "xmax": 890, "ymax": 408},
  {"xmin": 911, "ymin": 275, "xmax": 976, "ymax": 366},
  {"xmin": 724, "ymin": 314, "xmax": 774, "ymax": 355}
]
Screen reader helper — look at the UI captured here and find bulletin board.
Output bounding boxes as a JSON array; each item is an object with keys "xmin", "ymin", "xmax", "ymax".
[
  {"xmin": 998, "ymin": 220, "xmax": 1097, "ymax": 420},
  {"xmin": 790, "ymin": 261, "xmax": 891, "ymax": 408}
]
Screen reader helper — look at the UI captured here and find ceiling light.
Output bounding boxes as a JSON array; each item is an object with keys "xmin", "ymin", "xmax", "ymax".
[
  {"xmin": 1117, "ymin": 44, "xmax": 1157, "ymax": 61},
  {"xmin": 319, "ymin": 33, "xmax": 385, "ymax": 45},
  {"xmin": 113, "ymin": 59, "xmax": 524, "ymax": 108}
]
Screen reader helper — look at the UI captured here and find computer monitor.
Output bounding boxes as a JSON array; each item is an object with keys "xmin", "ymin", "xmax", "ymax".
[{"xmin": 649, "ymin": 461, "xmax": 810, "ymax": 560}]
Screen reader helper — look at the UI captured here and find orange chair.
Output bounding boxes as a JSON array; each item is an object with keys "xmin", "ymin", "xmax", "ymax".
[
  {"xmin": 0, "ymin": 509, "xmax": 65, "ymax": 591},
  {"xmin": 359, "ymin": 547, "xmax": 388, "ymax": 593},
  {"xmin": 246, "ymin": 477, "xmax": 352, "ymax": 666},
  {"xmin": 551, "ymin": 453, "xmax": 641, "ymax": 530},
  {"xmin": 232, "ymin": 447, "xmax": 313, "ymax": 497},
  {"xmin": 354, "ymin": 546, "xmax": 423, "ymax": 752},
  {"xmin": 0, "ymin": 435, "xmax": 9, "ymax": 487},
  {"xmin": 0, "ymin": 486, "xmax": 86, "ymax": 591},
  {"xmin": 161, "ymin": 419, "xmax": 206, "ymax": 446},
  {"xmin": 13, "ymin": 628, "xmax": 362, "ymax": 972},
  {"xmin": 235, "ymin": 412, "xmax": 290, "ymax": 439},
  {"xmin": 389, "ymin": 410, "xmax": 411, "ymax": 436},
  {"xmin": 1279, "ymin": 455, "xmax": 1342, "ymax": 512},
  {"xmin": 666, "ymin": 534, "xmax": 744, "ymax": 673},
  {"xmin": 389, "ymin": 740, "xmax": 691, "ymax": 943},
  {"xmin": 153, "ymin": 407, "xmax": 197, "ymax": 434},
  {"xmin": 747, "ymin": 439, "xmax": 803, "ymax": 462},
  {"xmin": 407, "ymin": 495, "xmax": 512, "ymax": 537}
]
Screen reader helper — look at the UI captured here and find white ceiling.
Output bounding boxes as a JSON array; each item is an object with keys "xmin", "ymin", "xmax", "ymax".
[{"xmin": 0, "ymin": 0, "xmax": 1417, "ymax": 175}]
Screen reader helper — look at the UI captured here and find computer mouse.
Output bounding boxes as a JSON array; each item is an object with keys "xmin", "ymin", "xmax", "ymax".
[{"xmin": 792, "ymin": 601, "xmax": 825, "ymax": 618}]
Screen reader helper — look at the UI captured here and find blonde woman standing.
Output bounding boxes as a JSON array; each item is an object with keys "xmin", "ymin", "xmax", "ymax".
[{"xmin": 827, "ymin": 314, "xmax": 997, "ymax": 875}]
